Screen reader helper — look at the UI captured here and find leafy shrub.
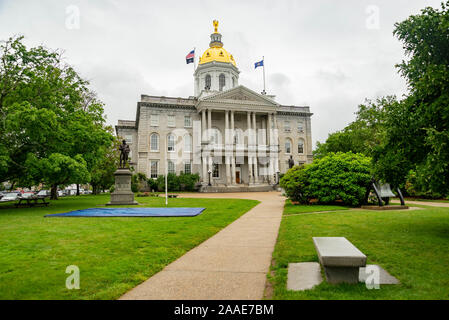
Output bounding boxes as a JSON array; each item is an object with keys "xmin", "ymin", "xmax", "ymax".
[
  {"xmin": 281, "ymin": 152, "xmax": 372, "ymax": 206},
  {"xmin": 405, "ymin": 170, "xmax": 445, "ymax": 199},
  {"xmin": 279, "ymin": 165, "xmax": 309, "ymax": 204},
  {"xmin": 178, "ymin": 172, "xmax": 200, "ymax": 191}
]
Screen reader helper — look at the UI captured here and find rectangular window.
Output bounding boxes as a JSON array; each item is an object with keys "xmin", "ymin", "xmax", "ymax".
[
  {"xmin": 212, "ymin": 163, "xmax": 219, "ymax": 178},
  {"xmin": 150, "ymin": 114, "xmax": 159, "ymax": 127},
  {"xmin": 184, "ymin": 115, "xmax": 192, "ymax": 127},
  {"xmin": 124, "ymin": 135, "xmax": 133, "ymax": 144},
  {"xmin": 150, "ymin": 161, "xmax": 158, "ymax": 178},
  {"xmin": 167, "ymin": 135, "xmax": 175, "ymax": 152},
  {"xmin": 167, "ymin": 115, "xmax": 175, "ymax": 127},
  {"xmin": 284, "ymin": 121, "xmax": 291, "ymax": 132},
  {"xmin": 297, "ymin": 122, "xmax": 304, "ymax": 133},
  {"xmin": 168, "ymin": 160, "xmax": 175, "ymax": 174},
  {"xmin": 184, "ymin": 162, "xmax": 192, "ymax": 174}
]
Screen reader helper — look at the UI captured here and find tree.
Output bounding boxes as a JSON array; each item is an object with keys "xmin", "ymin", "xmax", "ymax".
[
  {"xmin": 90, "ymin": 134, "xmax": 120, "ymax": 194},
  {"xmin": 0, "ymin": 36, "xmax": 113, "ymax": 199},
  {"xmin": 374, "ymin": 2, "xmax": 449, "ymax": 193},
  {"xmin": 314, "ymin": 96, "xmax": 393, "ymax": 159}
]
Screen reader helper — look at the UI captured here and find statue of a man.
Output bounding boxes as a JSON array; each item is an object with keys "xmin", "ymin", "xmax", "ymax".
[
  {"xmin": 288, "ymin": 155, "xmax": 294, "ymax": 169},
  {"xmin": 119, "ymin": 140, "xmax": 130, "ymax": 168}
]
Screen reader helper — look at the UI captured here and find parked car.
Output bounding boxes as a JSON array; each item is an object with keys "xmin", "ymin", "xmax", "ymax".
[
  {"xmin": 21, "ymin": 192, "xmax": 36, "ymax": 199},
  {"xmin": 36, "ymin": 190, "xmax": 51, "ymax": 197},
  {"xmin": 0, "ymin": 193, "xmax": 21, "ymax": 202},
  {"xmin": 57, "ymin": 190, "xmax": 65, "ymax": 197}
]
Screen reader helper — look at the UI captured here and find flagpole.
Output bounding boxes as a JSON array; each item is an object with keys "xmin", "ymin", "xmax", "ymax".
[
  {"xmin": 193, "ymin": 47, "xmax": 196, "ymax": 73},
  {"xmin": 262, "ymin": 56, "xmax": 266, "ymax": 94},
  {"xmin": 165, "ymin": 141, "xmax": 168, "ymax": 206}
]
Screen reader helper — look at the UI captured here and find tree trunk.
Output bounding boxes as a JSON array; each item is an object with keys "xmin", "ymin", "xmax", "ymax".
[
  {"xmin": 76, "ymin": 184, "xmax": 80, "ymax": 196},
  {"xmin": 92, "ymin": 184, "xmax": 98, "ymax": 195},
  {"xmin": 50, "ymin": 184, "xmax": 58, "ymax": 200}
]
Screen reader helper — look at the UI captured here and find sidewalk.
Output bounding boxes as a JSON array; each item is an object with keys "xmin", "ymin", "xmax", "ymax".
[
  {"xmin": 119, "ymin": 192, "xmax": 285, "ymax": 300},
  {"xmin": 392, "ymin": 199, "xmax": 449, "ymax": 207}
]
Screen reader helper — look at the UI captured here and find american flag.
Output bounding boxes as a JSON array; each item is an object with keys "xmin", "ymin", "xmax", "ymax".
[{"xmin": 186, "ymin": 49, "xmax": 195, "ymax": 64}]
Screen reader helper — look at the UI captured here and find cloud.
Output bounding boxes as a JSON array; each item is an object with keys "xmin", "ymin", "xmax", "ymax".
[{"xmin": 0, "ymin": 0, "xmax": 442, "ymax": 148}]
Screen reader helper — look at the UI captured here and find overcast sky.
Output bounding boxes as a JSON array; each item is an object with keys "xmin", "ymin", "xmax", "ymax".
[{"xmin": 0, "ymin": 0, "xmax": 442, "ymax": 147}]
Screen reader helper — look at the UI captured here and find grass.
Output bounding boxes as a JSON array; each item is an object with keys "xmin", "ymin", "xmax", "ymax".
[
  {"xmin": 0, "ymin": 194, "xmax": 258, "ymax": 300},
  {"xmin": 283, "ymin": 200, "xmax": 350, "ymax": 215},
  {"xmin": 269, "ymin": 201, "xmax": 449, "ymax": 299}
]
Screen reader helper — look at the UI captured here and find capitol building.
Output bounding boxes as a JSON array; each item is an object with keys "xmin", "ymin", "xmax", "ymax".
[{"xmin": 116, "ymin": 21, "xmax": 313, "ymax": 192}]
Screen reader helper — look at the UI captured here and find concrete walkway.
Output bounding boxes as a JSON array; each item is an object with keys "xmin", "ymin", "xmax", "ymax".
[
  {"xmin": 119, "ymin": 192, "xmax": 285, "ymax": 300},
  {"xmin": 392, "ymin": 199, "xmax": 449, "ymax": 208}
]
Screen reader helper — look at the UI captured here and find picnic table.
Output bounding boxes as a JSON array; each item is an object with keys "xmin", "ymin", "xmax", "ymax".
[{"xmin": 15, "ymin": 196, "xmax": 50, "ymax": 208}]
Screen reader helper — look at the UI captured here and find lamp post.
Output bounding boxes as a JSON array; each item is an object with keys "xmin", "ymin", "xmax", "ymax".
[
  {"xmin": 208, "ymin": 169, "xmax": 212, "ymax": 186},
  {"xmin": 276, "ymin": 170, "xmax": 280, "ymax": 185}
]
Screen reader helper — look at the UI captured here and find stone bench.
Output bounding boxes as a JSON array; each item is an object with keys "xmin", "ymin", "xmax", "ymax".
[{"xmin": 313, "ymin": 237, "xmax": 366, "ymax": 284}]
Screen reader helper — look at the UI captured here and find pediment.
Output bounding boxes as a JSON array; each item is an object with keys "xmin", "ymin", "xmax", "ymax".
[{"xmin": 200, "ymin": 85, "xmax": 278, "ymax": 106}]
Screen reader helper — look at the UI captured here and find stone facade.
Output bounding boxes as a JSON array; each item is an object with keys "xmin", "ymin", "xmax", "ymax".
[{"xmin": 115, "ymin": 22, "xmax": 313, "ymax": 191}]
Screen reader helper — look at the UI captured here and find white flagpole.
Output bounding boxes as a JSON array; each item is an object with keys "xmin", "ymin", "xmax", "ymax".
[
  {"xmin": 262, "ymin": 56, "xmax": 266, "ymax": 94},
  {"xmin": 193, "ymin": 47, "xmax": 196, "ymax": 72},
  {"xmin": 165, "ymin": 143, "xmax": 168, "ymax": 206}
]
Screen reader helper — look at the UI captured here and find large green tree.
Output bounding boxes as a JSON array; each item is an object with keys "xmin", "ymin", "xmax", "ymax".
[
  {"xmin": 373, "ymin": 1, "xmax": 449, "ymax": 193},
  {"xmin": 314, "ymin": 96, "xmax": 393, "ymax": 158},
  {"xmin": 0, "ymin": 36, "xmax": 113, "ymax": 199}
]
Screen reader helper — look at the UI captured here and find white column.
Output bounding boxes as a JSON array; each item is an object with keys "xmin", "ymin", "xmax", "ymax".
[
  {"xmin": 201, "ymin": 109, "xmax": 207, "ymax": 184},
  {"xmin": 201, "ymin": 109, "xmax": 206, "ymax": 142},
  {"xmin": 247, "ymin": 111, "xmax": 253, "ymax": 184},
  {"xmin": 252, "ymin": 112, "xmax": 258, "ymax": 183},
  {"xmin": 225, "ymin": 110, "xmax": 231, "ymax": 185},
  {"xmin": 207, "ymin": 109, "xmax": 212, "ymax": 181},
  {"xmin": 202, "ymin": 156, "xmax": 207, "ymax": 184},
  {"xmin": 267, "ymin": 113, "xmax": 272, "ymax": 146},
  {"xmin": 231, "ymin": 111, "xmax": 236, "ymax": 184}
]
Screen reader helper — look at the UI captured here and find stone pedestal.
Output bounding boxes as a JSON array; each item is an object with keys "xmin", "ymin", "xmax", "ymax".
[{"xmin": 107, "ymin": 168, "xmax": 138, "ymax": 205}]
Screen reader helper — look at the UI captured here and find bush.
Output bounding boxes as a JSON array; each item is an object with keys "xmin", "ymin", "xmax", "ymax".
[
  {"xmin": 147, "ymin": 178, "xmax": 158, "ymax": 192},
  {"xmin": 405, "ymin": 170, "xmax": 445, "ymax": 199},
  {"xmin": 279, "ymin": 165, "xmax": 309, "ymax": 204},
  {"xmin": 280, "ymin": 152, "xmax": 372, "ymax": 206},
  {"xmin": 178, "ymin": 172, "xmax": 200, "ymax": 191}
]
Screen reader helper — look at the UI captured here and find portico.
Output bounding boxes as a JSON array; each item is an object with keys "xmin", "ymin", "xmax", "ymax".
[{"xmin": 197, "ymin": 86, "xmax": 280, "ymax": 188}]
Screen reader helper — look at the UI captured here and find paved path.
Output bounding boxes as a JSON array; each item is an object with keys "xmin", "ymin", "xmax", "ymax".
[
  {"xmin": 119, "ymin": 192, "xmax": 285, "ymax": 300},
  {"xmin": 392, "ymin": 199, "xmax": 449, "ymax": 208}
]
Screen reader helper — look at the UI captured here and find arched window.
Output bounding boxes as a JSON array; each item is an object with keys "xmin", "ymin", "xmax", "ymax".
[
  {"xmin": 285, "ymin": 138, "xmax": 292, "ymax": 154},
  {"xmin": 298, "ymin": 139, "xmax": 304, "ymax": 154},
  {"xmin": 219, "ymin": 74, "xmax": 225, "ymax": 91},
  {"xmin": 150, "ymin": 133, "xmax": 159, "ymax": 151},
  {"xmin": 167, "ymin": 134, "xmax": 175, "ymax": 152},
  {"xmin": 184, "ymin": 134, "xmax": 192, "ymax": 152},
  {"xmin": 205, "ymin": 74, "xmax": 211, "ymax": 90}
]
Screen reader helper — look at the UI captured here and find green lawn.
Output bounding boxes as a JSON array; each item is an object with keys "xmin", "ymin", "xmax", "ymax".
[
  {"xmin": 283, "ymin": 200, "xmax": 350, "ymax": 215},
  {"xmin": 0, "ymin": 194, "xmax": 258, "ymax": 300},
  {"xmin": 269, "ymin": 202, "xmax": 449, "ymax": 299}
]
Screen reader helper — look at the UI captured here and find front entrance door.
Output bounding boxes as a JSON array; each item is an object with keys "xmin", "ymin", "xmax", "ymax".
[{"xmin": 236, "ymin": 171, "xmax": 240, "ymax": 184}]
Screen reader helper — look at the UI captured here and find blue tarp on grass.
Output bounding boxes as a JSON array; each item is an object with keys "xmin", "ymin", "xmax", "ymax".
[{"xmin": 45, "ymin": 207, "xmax": 205, "ymax": 217}]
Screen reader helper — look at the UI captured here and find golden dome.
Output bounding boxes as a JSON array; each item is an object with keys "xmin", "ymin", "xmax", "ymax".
[
  {"xmin": 199, "ymin": 47, "xmax": 236, "ymax": 67},
  {"xmin": 198, "ymin": 20, "xmax": 237, "ymax": 67}
]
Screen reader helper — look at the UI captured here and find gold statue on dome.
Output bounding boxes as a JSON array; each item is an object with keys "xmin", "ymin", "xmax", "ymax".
[{"xmin": 213, "ymin": 20, "xmax": 219, "ymax": 33}]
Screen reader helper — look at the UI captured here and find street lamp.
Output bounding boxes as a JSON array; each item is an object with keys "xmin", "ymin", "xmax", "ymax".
[
  {"xmin": 276, "ymin": 170, "xmax": 280, "ymax": 184},
  {"xmin": 208, "ymin": 169, "xmax": 212, "ymax": 186}
]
